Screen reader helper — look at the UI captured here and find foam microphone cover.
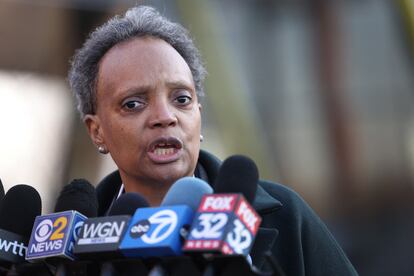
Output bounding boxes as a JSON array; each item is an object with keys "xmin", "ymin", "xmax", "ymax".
[
  {"xmin": 54, "ymin": 178, "xmax": 98, "ymax": 217},
  {"xmin": 161, "ymin": 177, "xmax": 213, "ymax": 211},
  {"xmin": 0, "ymin": 179, "xmax": 5, "ymax": 210},
  {"xmin": 0, "ymin": 184, "xmax": 41, "ymax": 241},
  {"xmin": 214, "ymin": 155, "xmax": 259, "ymax": 204},
  {"xmin": 108, "ymin": 192, "xmax": 150, "ymax": 216},
  {"xmin": 0, "ymin": 178, "xmax": 5, "ymax": 200}
]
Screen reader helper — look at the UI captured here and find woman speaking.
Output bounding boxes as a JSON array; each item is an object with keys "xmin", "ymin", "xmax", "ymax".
[{"xmin": 68, "ymin": 5, "xmax": 357, "ymax": 276}]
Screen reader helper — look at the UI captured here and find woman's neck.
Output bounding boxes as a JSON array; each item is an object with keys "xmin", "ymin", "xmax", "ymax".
[{"xmin": 121, "ymin": 177, "xmax": 172, "ymax": 207}]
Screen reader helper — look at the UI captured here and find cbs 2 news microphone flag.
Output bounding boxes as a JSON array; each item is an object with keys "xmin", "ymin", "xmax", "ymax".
[
  {"xmin": 25, "ymin": 211, "xmax": 86, "ymax": 261},
  {"xmin": 184, "ymin": 193, "xmax": 261, "ymax": 256}
]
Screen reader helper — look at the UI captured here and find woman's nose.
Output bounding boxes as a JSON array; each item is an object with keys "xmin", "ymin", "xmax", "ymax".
[{"xmin": 148, "ymin": 101, "xmax": 178, "ymax": 128}]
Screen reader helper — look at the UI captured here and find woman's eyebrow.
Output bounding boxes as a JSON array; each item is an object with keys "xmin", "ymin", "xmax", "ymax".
[
  {"xmin": 119, "ymin": 85, "xmax": 152, "ymax": 96},
  {"xmin": 166, "ymin": 80, "xmax": 193, "ymax": 88}
]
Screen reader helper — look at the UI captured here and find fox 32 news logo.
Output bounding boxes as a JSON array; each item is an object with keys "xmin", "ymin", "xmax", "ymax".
[
  {"xmin": 129, "ymin": 209, "xmax": 177, "ymax": 244},
  {"xmin": 186, "ymin": 195, "xmax": 260, "ymax": 255},
  {"xmin": 189, "ymin": 212, "xmax": 252, "ymax": 253}
]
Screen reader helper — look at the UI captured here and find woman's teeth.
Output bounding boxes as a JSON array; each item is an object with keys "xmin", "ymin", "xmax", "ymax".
[{"xmin": 154, "ymin": 147, "xmax": 175, "ymax": 156}]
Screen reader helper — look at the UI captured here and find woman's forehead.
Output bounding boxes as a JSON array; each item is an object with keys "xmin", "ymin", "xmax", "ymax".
[{"xmin": 96, "ymin": 37, "xmax": 195, "ymax": 97}]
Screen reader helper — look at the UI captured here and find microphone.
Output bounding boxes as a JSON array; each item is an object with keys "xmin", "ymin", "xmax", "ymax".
[
  {"xmin": 0, "ymin": 184, "xmax": 41, "ymax": 266},
  {"xmin": 214, "ymin": 155, "xmax": 259, "ymax": 203},
  {"xmin": 183, "ymin": 155, "xmax": 261, "ymax": 257},
  {"xmin": 0, "ymin": 178, "xmax": 5, "ymax": 208},
  {"xmin": 107, "ymin": 193, "xmax": 150, "ymax": 216},
  {"xmin": 26, "ymin": 179, "xmax": 97, "ymax": 261},
  {"xmin": 161, "ymin": 177, "xmax": 214, "ymax": 211},
  {"xmin": 119, "ymin": 177, "xmax": 213, "ymax": 258},
  {"xmin": 73, "ymin": 192, "xmax": 149, "ymax": 259},
  {"xmin": 54, "ymin": 178, "xmax": 98, "ymax": 217}
]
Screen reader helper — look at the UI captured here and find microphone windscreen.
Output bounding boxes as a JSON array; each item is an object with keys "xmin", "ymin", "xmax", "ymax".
[
  {"xmin": 0, "ymin": 178, "xmax": 5, "ymax": 199},
  {"xmin": 54, "ymin": 178, "xmax": 98, "ymax": 217},
  {"xmin": 214, "ymin": 155, "xmax": 259, "ymax": 204},
  {"xmin": 0, "ymin": 178, "xmax": 4, "ymax": 211},
  {"xmin": 108, "ymin": 192, "xmax": 150, "ymax": 216},
  {"xmin": 0, "ymin": 184, "xmax": 41, "ymax": 239},
  {"xmin": 161, "ymin": 177, "xmax": 213, "ymax": 211}
]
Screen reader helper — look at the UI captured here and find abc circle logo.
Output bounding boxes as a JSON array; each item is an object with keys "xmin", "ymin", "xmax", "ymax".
[
  {"xmin": 130, "ymin": 220, "xmax": 150, "ymax": 239},
  {"xmin": 139, "ymin": 210, "xmax": 178, "ymax": 244},
  {"xmin": 35, "ymin": 219, "xmax": 54, "ymax": 242}
]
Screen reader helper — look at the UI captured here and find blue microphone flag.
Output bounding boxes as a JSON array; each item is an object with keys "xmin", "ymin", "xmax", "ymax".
[
  {"xmin": 119, "ymin": 205, "xmax": 193, "ymax": 258},
  {"xmin": 26, "ymin": 211, "xmax": 86, "ymax": 261}
]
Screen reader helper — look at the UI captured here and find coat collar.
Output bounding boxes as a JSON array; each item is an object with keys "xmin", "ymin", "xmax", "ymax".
[{"xmin": 253, "ymin": 184, "xmax": 282, "ymax": 214}]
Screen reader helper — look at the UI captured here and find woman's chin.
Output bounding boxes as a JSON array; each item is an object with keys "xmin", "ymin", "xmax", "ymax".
[{"xmin": 148, "ymin": 163, "xmax": 192, "ymax": 185}]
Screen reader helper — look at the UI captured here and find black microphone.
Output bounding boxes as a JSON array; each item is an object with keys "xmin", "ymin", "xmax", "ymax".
[
  {"xmin": 73, "ymin": 192, "xmax": 149, "ymax": 259},
  {"xmin": 213, "ymin": 155, "xmax": 285, "ymax": 275},
  {"xmin": 0, "ymin": 178, "xmax": 5, "ymax": 209},
  {"xmin": 0, "ymin": 185, "xmax": 41, "ymax": 271},
  {"xmin": 214, "ymin": 155, "xmax": 259, "ymax": 204},
  {"xmin": 54, "ymin": 179, "xmax": 98, "ymax": 217},
  {"xmin": 108, "ymin": 193, "xmax": 150, "ymax": 216},
  {"xmin": 184, "ymin": 155, "xmax": 261, "ymax": 276},
  {"xmin": 74, "ymin": 192, "xmax": 150, "ymax": 276}
]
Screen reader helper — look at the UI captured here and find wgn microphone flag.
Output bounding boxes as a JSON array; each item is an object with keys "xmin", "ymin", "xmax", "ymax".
[
  {"xmin": 119, "ymin": 177, "xmax": 213, "ymax": 258},
  {"xmin": 0, "ymin": 185, "xmax": 41, "ymax": 266},
  {"xmin": 26, "ymin": 179, "xmax": 97, "ymax": 261},
  {"xmin": 184, "ymin": 155, "xmax": 262, "ymax": 256},
  {"xmin": 73, "ymin": 192, "xmax": 149, "ymax": 259}
]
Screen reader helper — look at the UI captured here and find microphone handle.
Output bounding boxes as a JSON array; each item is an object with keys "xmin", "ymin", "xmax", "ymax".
[
  {"xmin": 55, "ymin": 263, "xmax": 67, "ymax": 276},
  {"xmin": 100, "ymin": 262, "xmax": 117, "ymax": 276}
]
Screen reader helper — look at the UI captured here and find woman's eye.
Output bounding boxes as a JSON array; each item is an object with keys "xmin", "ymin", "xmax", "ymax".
[
  {"xmin": 175, "ymin": 95, "xmax": 192, "ymax": 105},
  {"xmin": 123, "ymin": 100, "xmax": 144, "ymax": 110}
]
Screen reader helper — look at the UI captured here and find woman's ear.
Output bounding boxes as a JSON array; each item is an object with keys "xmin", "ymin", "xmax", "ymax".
[
  {"xmin": 198, "ymin": 103, "xmax": 202, "ymax": 112},
  {"xmin": 84, "ymin": 114, "xmax": 105, "ymax": 146}
]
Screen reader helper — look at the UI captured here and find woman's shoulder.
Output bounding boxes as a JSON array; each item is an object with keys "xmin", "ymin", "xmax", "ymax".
[{"xmin": 96, "ymin": 170, "xmax": 122, "ymax": 216}]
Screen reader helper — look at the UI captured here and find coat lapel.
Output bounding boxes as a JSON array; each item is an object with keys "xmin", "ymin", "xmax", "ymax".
[
  {"xmin": 251, "ymin": 227, "xmax": 279, "ymax": 268},
  {"xmin": 250, "ymin": 184, "xmax": 283, "ymax": 268}
]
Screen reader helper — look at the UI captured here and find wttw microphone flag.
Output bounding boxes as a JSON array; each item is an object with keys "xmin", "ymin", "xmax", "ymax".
[{"xmin": 183, "ymin": 194, "xmax": 261, "ymax": 256}]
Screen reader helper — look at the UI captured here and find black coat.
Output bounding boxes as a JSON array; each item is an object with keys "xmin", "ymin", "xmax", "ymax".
[{"xmin": 96, "ymin": 150, "xmax": 358, "ymax": 276}]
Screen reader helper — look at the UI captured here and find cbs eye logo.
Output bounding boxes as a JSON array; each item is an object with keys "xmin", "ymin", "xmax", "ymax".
[{"xmin": 34, "ymin": 217, "xmax": 68, "ymax": 242}]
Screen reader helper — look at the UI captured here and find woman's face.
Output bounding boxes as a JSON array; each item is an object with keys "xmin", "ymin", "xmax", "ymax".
[{"xmin": 85, "ymin": 37, "xmax": 201, "ymax": 187}]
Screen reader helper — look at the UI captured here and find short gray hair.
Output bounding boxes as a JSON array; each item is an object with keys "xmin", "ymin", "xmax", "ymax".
[{"xmin": 68, "ymin": 5, "xmax": 206, "ymax": 118}]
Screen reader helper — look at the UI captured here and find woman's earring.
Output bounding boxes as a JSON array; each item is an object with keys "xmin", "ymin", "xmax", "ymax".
[
  {"xmin": 98, "ymin": 145, "xmax": 108, "ymax": 154},
  {"xmin": 200, "ymin": 134, "xmax": 204, "ymax": 142}
]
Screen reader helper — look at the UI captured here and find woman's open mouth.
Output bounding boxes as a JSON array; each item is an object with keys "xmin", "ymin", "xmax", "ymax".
[{"xmin": 147, "ymin": 137, "xmax": 183, "ymax": 163}]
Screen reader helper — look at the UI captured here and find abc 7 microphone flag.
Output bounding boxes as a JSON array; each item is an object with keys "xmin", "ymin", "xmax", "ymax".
[
  {"xmin": 26, "ymin": 211, "xmax": 86, "ymax": 261},
  {"xmin": 183, "ymin": 194, "xmax": 261, "ymax": 256},
  {"xmin": 119, "ymin": 205, "xmax": 193, "ymax": 258}
]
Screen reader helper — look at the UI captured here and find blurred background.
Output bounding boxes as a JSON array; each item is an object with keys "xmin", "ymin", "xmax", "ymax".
[{"xmin": 0, "ymin": 0, "xmax": 413, "ymax": 274}]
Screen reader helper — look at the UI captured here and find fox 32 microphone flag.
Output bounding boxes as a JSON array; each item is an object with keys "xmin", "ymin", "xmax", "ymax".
[{"xmin": 183, "ymin": 194, "xmax": 261, "ymax": 256}]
